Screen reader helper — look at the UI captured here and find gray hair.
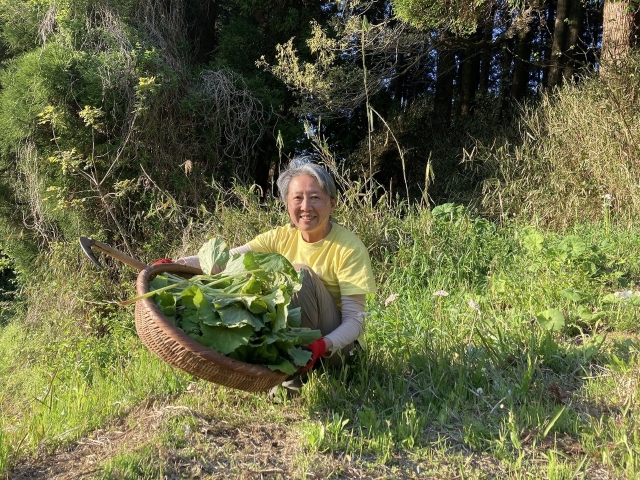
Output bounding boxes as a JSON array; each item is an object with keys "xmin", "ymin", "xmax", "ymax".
[{"xmin": 276, "ymin": 157, "xmax": 337, "ymax": 205}]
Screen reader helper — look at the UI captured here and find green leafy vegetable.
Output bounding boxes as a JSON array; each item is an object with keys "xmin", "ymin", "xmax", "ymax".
[
  {"xmin": 198, "ymin": 237, "xmax": 229, "ymax": 275},
  {"xmin": 147, "ymin": 238, "xmax": 320, "ymax": 374}
]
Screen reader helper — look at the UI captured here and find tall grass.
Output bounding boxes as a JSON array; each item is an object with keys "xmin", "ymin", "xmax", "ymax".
[
  {"xmin": 480, "ymin": 54, "xmax": 640, "ymax": 229},
  {"xmin": 2, "ymin": 188, "xmax": 640, "ymax": 477}
]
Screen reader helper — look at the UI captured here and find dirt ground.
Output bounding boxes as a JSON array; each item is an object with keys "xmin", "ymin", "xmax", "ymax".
[
  {"xmin": 6, "ymin": 398, "xmax": 511, "ymax": 480},
  {"xmin": 5, "ymin": 394, "xmax": 616, "ymax": 480}
]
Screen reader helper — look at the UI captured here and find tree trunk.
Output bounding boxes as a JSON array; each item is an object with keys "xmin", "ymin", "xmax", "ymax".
[
  {"xmin": 547, "ymin": 0, "xmax": 569, "ymax": 88},
  {"xmin": 433, "ymin": 40, "xmax": 456, "ymax": 128},
  {"xmin": 600, "ymin": 0, "xmax": 637, "ymax": 74},
  {"xmin": 541, "ymin": 0, "xmax": 556, "ymax": 86},
  {"xmin": 511, "ymin": 17, "xmax": 534, "ymax": 100},
  {"xmin": 479, "ymin": 10, "xmax": 496, "ymax": 94},
  {"xmin": 393, "ymin": 53, "xmax": 406, "ymax": 107},
  {"xmin": 562, "ymin": 0, "xmax": 584, "ymax": 81},
  {"xmin": 458, "ymin": 31, "xmax": 481, "ymax": 117},
  {"xmin": 498, "ymin": 38, "xmax": 514, "ymax": 119}
]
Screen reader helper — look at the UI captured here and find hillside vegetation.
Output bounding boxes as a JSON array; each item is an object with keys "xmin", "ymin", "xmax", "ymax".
[{"xmin": 1, "ymin": 58, "xmax": 640, "ymax": 478}]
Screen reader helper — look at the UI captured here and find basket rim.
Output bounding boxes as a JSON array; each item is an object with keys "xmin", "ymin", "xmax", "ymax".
[{"xmin": 135, "ymin": 263, "xmax": 289, "ymax": 379}]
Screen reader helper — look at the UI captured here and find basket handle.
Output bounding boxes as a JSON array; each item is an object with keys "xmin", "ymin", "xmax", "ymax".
[{"xmin": 79, "ymin": 236, "xmax": 148, "ymax": 271}]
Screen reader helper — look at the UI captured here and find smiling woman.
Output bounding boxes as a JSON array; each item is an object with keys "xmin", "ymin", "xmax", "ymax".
[{"xmin": 179, "ymin": 158, "xmax": 377, "ymax": 398}]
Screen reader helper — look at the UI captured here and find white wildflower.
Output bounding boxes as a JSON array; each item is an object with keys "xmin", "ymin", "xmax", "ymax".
[
  {"xmin": 433, "ymin": 290, "xmax": 449, "ymax": 297},
  {"xmin": 469, "ymin": 299, "xmax": 481, "ymax": 312},
  {"xmin": 384, "ymin": 293, "xmax": 399, "ymax": 307},
  {"xmin": 614, "ymin": 290, "xmax": 633, "ymax": 300},
  {"xmin": 476, "ymin": 388, "xmax": 483, "ymax": 395}
]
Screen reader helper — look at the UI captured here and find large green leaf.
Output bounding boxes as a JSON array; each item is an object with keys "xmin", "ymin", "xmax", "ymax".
[
  {"xmin": 254, "ymin": 252, "xmax": 297, "ymax": 278},
  {"xmin": 201, "ymin": 324, "xmax": 254, "ymax": 355},
  {"xmin": 288, "ymin": 346, "xmax": 313, "ymax": 367},
  {"xmin": 266, "ymin": 359, "xmax": 298, "ymax": 375},
  {"xmin": 218, "ymin": 305, "xmax": 264, "ymax": 330},
  {"xmin": 153, "ymin": 291, "xmax": 176, "ymax": 316},
  {"xmin": 537, "ymin": 308, "xmax": 565, "ymax": 332},
  {"xmin": 288, "ymin": 307, "xmax": 302, "ymax": 327},
  {"xmin": 198, "ymin": 238, "xmax": 229, "ymax": 275}
]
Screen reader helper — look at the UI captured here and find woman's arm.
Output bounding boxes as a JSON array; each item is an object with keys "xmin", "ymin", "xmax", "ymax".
[
  {"xmin": 177, "ymin": 245, "xmax": 252, "ymax": 273},
  {"xmin": 323, "ymin": 294, "xmax": 366, "ymax": 352}
]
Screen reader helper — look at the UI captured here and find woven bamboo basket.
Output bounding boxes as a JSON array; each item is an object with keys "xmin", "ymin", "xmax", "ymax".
[{"xmin": 134, "ymin": 263, "xmax": 289, "ymax": 392}]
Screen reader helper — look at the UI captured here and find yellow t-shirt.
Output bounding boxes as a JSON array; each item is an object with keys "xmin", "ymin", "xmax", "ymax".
[{"xmin": 247, "ymin": 222, "xmax": 377, "ymax": 310}]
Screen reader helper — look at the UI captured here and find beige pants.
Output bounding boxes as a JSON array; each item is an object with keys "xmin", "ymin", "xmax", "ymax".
[{"xmin": 290, "ymin": 266, "xmax": 353, "ymax": 367}]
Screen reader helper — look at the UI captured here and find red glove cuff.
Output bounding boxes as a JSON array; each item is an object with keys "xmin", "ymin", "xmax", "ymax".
[{"xmin": 152, "ymin": 258, "xmax": 173, "ymax": 265}]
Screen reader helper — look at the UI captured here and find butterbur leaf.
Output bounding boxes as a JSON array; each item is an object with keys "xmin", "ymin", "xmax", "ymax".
[
  {"xmin": 247, "ymin": 343, "xmax": 281, "ymax": 364},
  {"xmin": 577, "ymin": 306, "xmax": 606, "ymax": 322},
  {"xmin": 286, "ymin": 327, "xmax": 323, "ymax": 344},
  {"xmin": 198, "ymin": 238, "xmax": 229, "ymax": 275},
  {"xmin": 537, "ymin": 308, "xmax": 565, "ymax": 331},
  {"xmin": 224, "ymin": 252, "xmax": 253, "ymax": 275},
  {"xmin": 270, "ymin": 332, "xmax": 298, "ymax": 350},
  {"xmin": 201, "ymin": 324, "xmax": 253, "ymax": 354},
  {"xmin": 242, "ymin": 275, "xmax": 264, "ymax": 294},
  {"xmin": 150, "ymin": 276, "xmax": 172, "ymax": 290},
  {"xmin": 190, "ymin": 287, "xmax": 218, "ymax": 325},
  {"xmin": 154, "ymin": 291, "xmax": 176, "ymax": 316},
  {"xmin": 179, "ymin": 285, "xmax": 203, "ymax": 309},
  {"xmin": 238, "ymin": 250, "xmax": 260, "ymax": 271},
  {"xmin": 560, "ymin": 288, "xmax": 582, "ymax": 302},
  {"xmin": 181, "ymin": 318, "xmax": 201, "ymax": 335},
  {"xmin": 249, "ymin": 299, "xmax": 268, "ymax": 314},
  {"xmin": 211, "ymin": 297, "xmax": 240, "ymax": 309},
  {"xmin": 201, "ymin": 310, "xmax": 222, "ymax": 326},
  {"xmin": 288, "ymin": 346, "xmax": 313, "ymax": 367},
  {"xmin": 271, "ymin": 271, "xmax": 301, "ymax": 293},
  {"xmin": 260, "ymin": 287, "xmax": 285, "ymax": 310},
  {"xmin": 188, "ymin": 333, "xmax": 214, "ymax": 347},
  {"xmin": 254, "ymin": 252, "xmax": 297, "ymax": 277},
  {"xmin": 221, "ymin": 275, "xmax": 253, "ymax": 294},
  {"xmin": 266, "ymin": 359, "xmax": 298, "ymax": 375},
  {"xmin": 272, "ymin": 303, "xmax": 287, "ymax": 332},
  {"xmin": 288, "ymin": 307, "xmax": 302, "ymax": 327},
  {"xmin": 218, "ymin": 305, "xmax": 264, "ymax": 330}
]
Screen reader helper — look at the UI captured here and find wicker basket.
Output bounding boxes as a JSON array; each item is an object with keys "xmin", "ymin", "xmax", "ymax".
[{"xmin": 134, "ymin": 263, "xmax": 289, "ymax": 392}]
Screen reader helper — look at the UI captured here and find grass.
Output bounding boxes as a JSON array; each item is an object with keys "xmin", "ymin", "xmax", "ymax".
[
  {"xmin": 2, "ymin": 193, "xmax": 640, "ymax": 478},
  {"xmin": 479, "ymin": 58, "xmax": 640, "ymax": 229}
]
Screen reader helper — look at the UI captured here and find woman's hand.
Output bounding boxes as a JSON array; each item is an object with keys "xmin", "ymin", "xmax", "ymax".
[
  {"xmin": 301, "ymin": 338, "xmax": 328, "ymax": 373},
  {"xmin": 152, "ymin": 258, "xmax": 173, "ymax": 265}
]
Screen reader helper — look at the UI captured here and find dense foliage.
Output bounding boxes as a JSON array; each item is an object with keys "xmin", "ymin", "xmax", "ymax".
[
  {"xmin": 0, "ymin": 0, "xmax": 635, "ymax": 287},
  {"xmin": 0, "ymin": 2, "xmax": 639, "ymax": 475}
]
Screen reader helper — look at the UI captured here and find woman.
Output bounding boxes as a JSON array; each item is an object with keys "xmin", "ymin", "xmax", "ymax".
[{"xmin": 180, "ymin": 158, "xmax": 377, "ymax": 395}]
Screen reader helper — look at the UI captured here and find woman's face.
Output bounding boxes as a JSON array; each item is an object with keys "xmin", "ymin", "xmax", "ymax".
[{"xmin": 286, "ymin": 174, "xmax": 336, "ymax": 243}]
